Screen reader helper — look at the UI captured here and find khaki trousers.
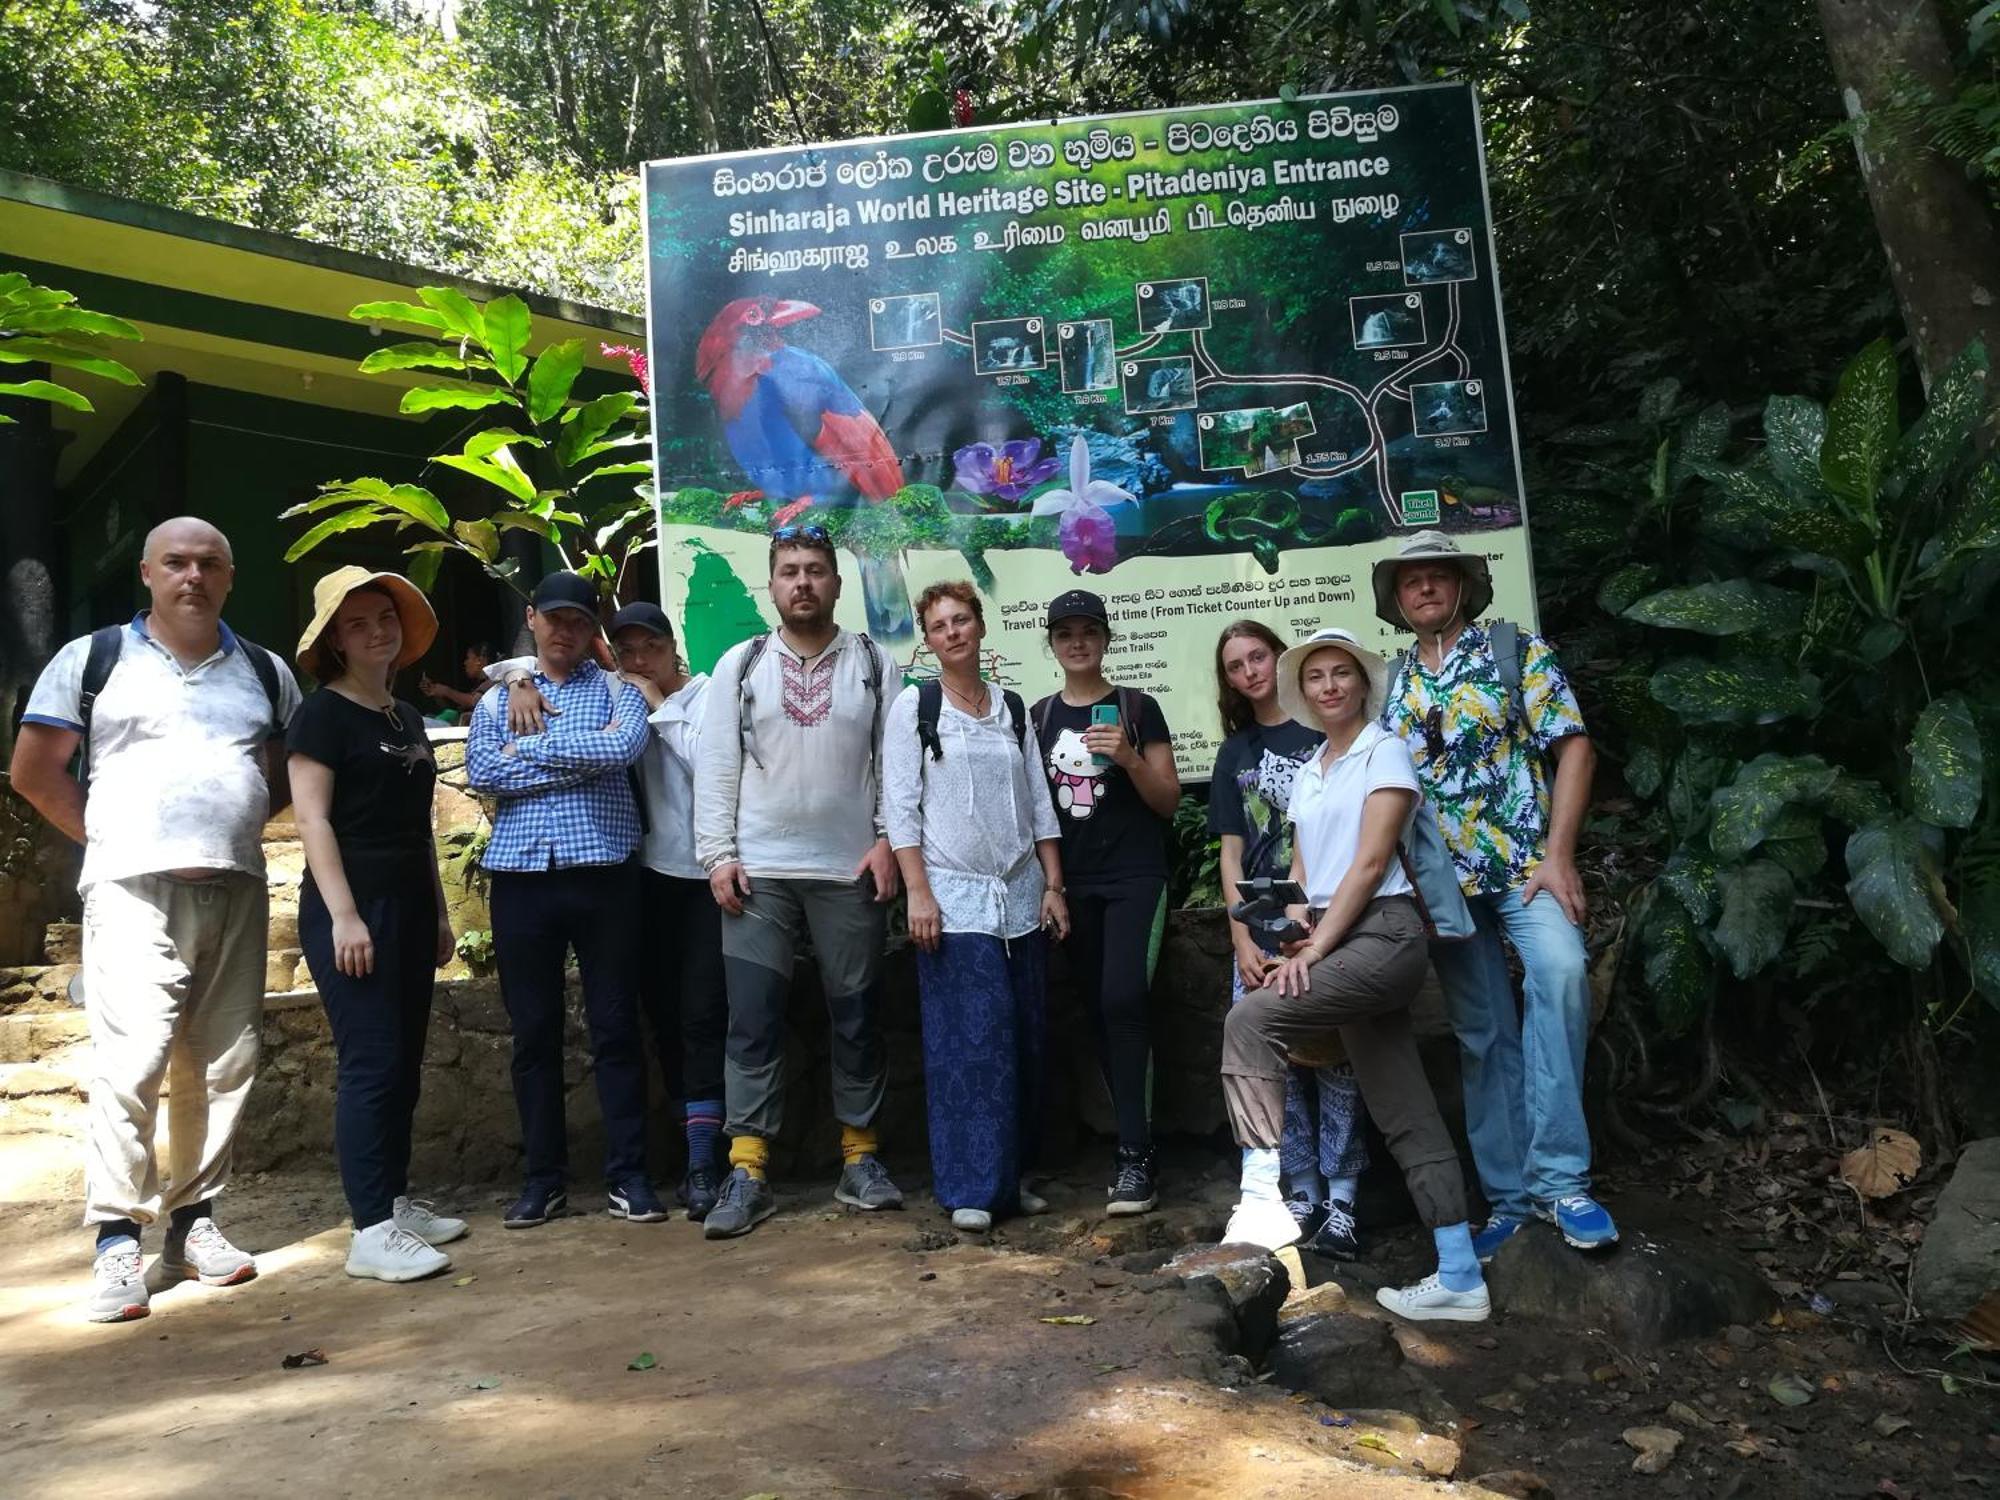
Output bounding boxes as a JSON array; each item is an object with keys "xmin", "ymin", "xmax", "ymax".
[
  {"xmin": 80, "ymin": 872, "xmax": 267, "ymax": 1226},
  {"xmin": 1222, "ymin": 896, "xmax": 1467, "ymax": 1229}
]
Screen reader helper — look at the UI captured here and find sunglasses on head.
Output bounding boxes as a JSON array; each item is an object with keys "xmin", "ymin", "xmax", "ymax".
[
  {"xmin": 771, "ymin": 524, "xmax": 832, "ymax": 545},
  {"xmin": 1421, "ymin": 703, "xmax": 1447, "ymax": 760}
]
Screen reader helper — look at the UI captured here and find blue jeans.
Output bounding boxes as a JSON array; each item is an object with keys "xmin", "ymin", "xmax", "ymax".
[{"xmin": 1428, "ymin": 885, "xmax": 1592, "ymax": 1217}]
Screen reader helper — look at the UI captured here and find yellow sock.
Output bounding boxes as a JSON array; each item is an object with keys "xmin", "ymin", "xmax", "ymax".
[
  {"xmin": 729, "ymin": 1136, "xmax": 769, "ymax": 1182},
  {"xmin": 840, "ymin": 1125, "xmax": 878, "ymax": 1165}
]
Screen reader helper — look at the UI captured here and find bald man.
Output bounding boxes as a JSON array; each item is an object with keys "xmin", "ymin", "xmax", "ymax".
[{"xmin": 11, "ymin": 517, "xmax": 300, "ymax": 1323}]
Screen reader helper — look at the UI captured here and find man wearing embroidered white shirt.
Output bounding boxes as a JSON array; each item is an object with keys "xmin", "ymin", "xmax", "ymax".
[
  {"xmin": 11, "ymin": 518, "xmax": 301, "ymax": 1323},
  {"xmin": 692, "ymin": 526, "xmax": 904, "ymax": 1238}
]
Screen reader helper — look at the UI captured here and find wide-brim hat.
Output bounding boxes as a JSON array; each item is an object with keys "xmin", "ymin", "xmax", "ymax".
[
  {"xmin": 296, "ymin": 565, "xmax": 438, "ymax": 677},
  {"xmin": 1276, "ymin": 628, "xmax": 1389, "ymax": 731},
  {"xmin": 1370, "ymin": 529, "xmax": 1494, "ymax": 631}
]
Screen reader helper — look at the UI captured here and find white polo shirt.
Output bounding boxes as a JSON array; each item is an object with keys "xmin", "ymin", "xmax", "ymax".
[
  {"xmin": 23, "ymin": 615, "xmax": 301, "ymax": 891},
  {"xmin": 1289, "ymin": 722, "xmax": 1419, "ymax": 907}
]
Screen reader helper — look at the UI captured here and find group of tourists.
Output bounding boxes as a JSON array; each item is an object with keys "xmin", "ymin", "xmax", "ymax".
[{"xmin": 10, "ymin": 512, "xmax": 1611, "ymax": 1330}]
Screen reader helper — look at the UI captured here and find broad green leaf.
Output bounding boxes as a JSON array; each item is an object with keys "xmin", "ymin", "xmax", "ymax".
[
  {"xmin": 464, "ymin": 429, "xmax": 545, "ymax": 461},
  {"xmin": 358, "ymin": 342, "xmax": 469, "ymax": 375},
  {"xmin": 1909, "ymin": 693, "xmax": 1983, "ymax": 829},
  {"xmin": 1760, "ymin": 804, "xmax": 1828, "ymax": 880},
  {"xmin": 1936, "ymin": 460, "xmax": 2000, "ymax": 562},
  {"xmin": 1763, "ymin": 394, "xmax": 1826, "ymax": 495},
  {"xmin": 0, "ymin": 378, "xmax": 91, "ymax": 411},
  {"xmin": 1597, "ymin": 563, "xmax": 1658, "ymax": 618},
  {"xmin": 1428, "ymin": 0, "xmax": 1461, "ymax": 37},
  {"xmin": 1, "ymin": 306, "xmax": 140, "ymax": 339},
  {"xmin": 0, "ymin": 338, "xmax": 141, "ymax": 384},
  {"xmin": 493, "ymin": 513, "xmax": 556, "ymax": 540},
  {"xmin": 526, "ymin": 340, "xmax": 586, "ymax": 424},
  {"xmin": 1678, "ymin": 401, "xmax": 1731, "ymax": 466},
  {"xmin": 453, "ymin": 518, "xmax": 501, "ymax": 561},
  {"xmin": 0, "ymin": 271, "xmax": 32, "ymax": 300},
  {"xmin": 1961, "ymin": 875, "xmax": 2000, "ymax": 1007},
  {"xmin": 284, "ymin": 505, "xmax": 389, "ymax": 562},
  {"xmin": 1885, "ymin": 340, "xmax": 1988, "ymax": 508},
  {"xmin": 1659, "ymin": 845, "xmax": 1721, "ymax": 923},
  {"xmin": 1638, "ymin": 376, "xmax": 1680, "ymax": 426},
  {"xmin": 1643, "ymin": 898, "xmax": 1711, "ymax": 1038},
  {"xmin": 1713, "ymin": 860, "xmax": 1795, "ymax": 980},
  {"xmin": 1845, "ymin": 815, "xmax": 1948, "ymax": 969},
  {"xmin": 1827, "ymin": 773, "xmax": 1892, "ymax": 827},
  {"xmin": 406, "ymin": 546, "xmax": 444, "ymax": 592},
  {"xmin": 434, "ymin": 452, "xmax": 537, "ymax": 505},
  {"xmin": 575, "ymin": 460, "xmax": 652, "ymax": 489},
  {"xmin": 483, "ymin": 295, "xmax": 532, "ymax": 384},
  {"xmin": 351, "ymin": 299, "xmax": 452, "ymax": 333},
  {"xmin": 1820, "ymin": 337, "xmax": 1898, "ymax": 518},
  {"xmin": 565, "ymin": 435, "xmax": 650, "ymax": 465},
  {"xmin": 1691, "ymin": 460, "xmax": 1871, "ymax": 564},
  {"xmin": 301, "ymin": 478, "xmax": 450, "ymax": 533},
  {"xmin": 417, "ymin": 286, "xmax": 485, "ymax": 341},
  {"xmin": 1624, "ymin": 579, "xmax": 1808, "ymax": 637},
  {"xmin": 1855, "ymin": 620, "xmax": 1905, "ymax": 664},
  {"xmin": 1625, "ymin": 744, "xmax": 1664, "ymax": 799},
  {"xmin": 1708, "ymin": 754, "xmax": 1837, "ymax": 860},
  {"xmin": 399, "ymin": 385, "xmax": 519, "ymax": 415},
  {"xmin": 1649, "ymin": 658, "xmax": 1820, "ymax": 726},
  {"xmin": 554, "ymin": 392, "xmax": 640, "ymax": 467}
]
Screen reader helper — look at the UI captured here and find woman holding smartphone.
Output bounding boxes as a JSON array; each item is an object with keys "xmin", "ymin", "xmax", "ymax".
[
  {"xmin": 884, "ymin": 582, "xmax": 1068, "ymax": 1232},
  {"xmin": 1032, "ymin": 588, "xmax": 1180, "ymax": 1215},
  {"xmin": 1220, "ymin": 626, "xmax": 1488, "ymax": 1322}
]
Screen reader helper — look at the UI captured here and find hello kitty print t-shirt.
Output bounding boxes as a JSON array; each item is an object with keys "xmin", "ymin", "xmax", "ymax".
[{"xmin": 1032, "ymin": 689, "xmax": 1171, "ymax": 885}]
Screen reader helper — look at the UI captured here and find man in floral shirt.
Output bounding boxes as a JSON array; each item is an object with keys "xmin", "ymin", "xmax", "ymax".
[{"xmin": 1374, "ymin": 532, "xmax": 1615, "ymax": 1258}]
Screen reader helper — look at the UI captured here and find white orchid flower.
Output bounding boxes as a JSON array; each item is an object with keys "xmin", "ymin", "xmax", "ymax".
[{"xmin": 1030, "ymin": 435, "xmax": 1136, "ymax": 517}]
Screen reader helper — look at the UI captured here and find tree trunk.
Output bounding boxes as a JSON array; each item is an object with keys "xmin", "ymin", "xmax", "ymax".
[
  {"xmin": 1817, "ymin": 0, "xmax": 2000, "ymax": 388},
  {"xmin": 0, "ymin": 388, "xmax": 63, "ymax": 763},
  {"xmin": 675, "ymin": 0, "xmax": 721, "ymax": 154}
]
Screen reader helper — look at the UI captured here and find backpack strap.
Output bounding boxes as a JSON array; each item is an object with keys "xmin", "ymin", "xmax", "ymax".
[
  {"xmin": 1116, "ymin": 685, "xmax": 1143, "ymax": 749},
  {"xmin": 1487, "ymin": 618, "xmax": 1524, "ymax": 731},
  {"xmin": 239, "ymin": 640, "xmax": 289, "ymax": 737},
  {"xmin": 858, "ymin": 633, "xmax": 886, "ymax": 783},
  {"xmin": 74, "ymin": 625, "xmax": 125, "ymax": 787},
  {"xmin": 1034, "ymin": 692, "xmax": 1057, "ymax": 750},
  {"xmin": 1002, "ymin": 689, "xmax": 1026, "ymax": 751},
  {"xmin": 733, "ymin": 632, "xmax": 773, "ymax": 771},
  {"xmin": 916, "ymin": 678, "xmax": 945, "ymax": 761}
]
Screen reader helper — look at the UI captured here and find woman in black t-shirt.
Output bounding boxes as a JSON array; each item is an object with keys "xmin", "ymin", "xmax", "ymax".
[
  {"xmin": 289, "ymin": 568, "xmax": 463, "ymax": 1284},
  {"xmin": 1207, "ymin": 619, "xmax": 1371, "ymax": 1259},
  {"xmin": 1031, "ymin": 588, "xmax": 1179, "ymax": 1215}
]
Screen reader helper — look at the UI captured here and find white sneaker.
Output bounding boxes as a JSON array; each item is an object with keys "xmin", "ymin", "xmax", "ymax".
[
  {"xmin": 951, "ymin": 1208, "xmax": 993, "ymax": 1233},
  {"xmin": 346, "ymin": 1220, "xmax": 451, "ymax": 1282},
  {"xmin": 158, "ymin": 1218, "xmax": 257, "ymax": 1286},
  {"xmin": 1375, "ymin": 1273, "xmax": 1491, "ymax": 1323},
  {"xmin": 394, "ymin": 1196, "xmax": 468, "ymax": 1246},
  {"xmin": 87, "ymin": 1243, "xmax": 150, "ymax": 1323},
  {"xmin": 1221, "ymin": 1197, "xmax": 1304, "ymax": 1251},
  {"xmin": 1018, "ymin": 1182, "xmax": 1050, "ymax": 1215}
]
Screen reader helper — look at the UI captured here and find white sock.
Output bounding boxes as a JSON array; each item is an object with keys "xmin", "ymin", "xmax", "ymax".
[
  {"xmin": 1324, "ymin": 1173, "xmax": 1361, "ymax": 1206},
  {"xmin": 1240, "ymin": 1147, "xmax": 1282, "ymax": 1204}
]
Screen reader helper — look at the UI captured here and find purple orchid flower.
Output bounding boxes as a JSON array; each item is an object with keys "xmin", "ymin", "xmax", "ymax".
[
  {"xmin": 951, "ymin": 438, "xmax": 1061, "ymax": 504},
  {"xmin": 1059, "ymin": 502, "xmax": 1119, "ymax": 574}
]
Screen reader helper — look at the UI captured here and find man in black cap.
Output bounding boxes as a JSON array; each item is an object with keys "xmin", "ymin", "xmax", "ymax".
[
  {"xmin": 600, "ymin": 602, "xmax": 728, "ymax": 1221},
  {"xmin": 466, "ymin": 572, "xmax": 664, "ymax": 1228}
]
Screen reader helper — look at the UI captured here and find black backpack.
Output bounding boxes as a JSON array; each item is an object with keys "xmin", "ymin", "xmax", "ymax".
[
  {"xmin": 74, "ymin": 624, "xmax": 288, "ymax": 787},
  {"xmin": 915, "ymin": 678, "xmax": 1026, "ymax": 761}
]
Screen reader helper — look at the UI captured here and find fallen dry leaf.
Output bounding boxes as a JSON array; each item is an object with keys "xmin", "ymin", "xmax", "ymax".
[
  {"xmin": 1839, "ymin": 1128, "xmax": 1921, "ymax": 1200},
  {"xmin": 1039, "ymin": 1314, "xmax": 1096, "ymax": 1326},
  {"xmin": 1767, "ymin": 1372, "xmax": 1814, "ymax": 1407},
  {"xmin": 1622, "ymin": 1425, "xmax": 1684, "ymax": 1476},
  {"xmin": 1873, "ymin": 1413, "xmax": 1912, "ymax": 1438},
  {"xmin": 280, "ymin": 1348, "xmax": 328, "ymax": 1370}
]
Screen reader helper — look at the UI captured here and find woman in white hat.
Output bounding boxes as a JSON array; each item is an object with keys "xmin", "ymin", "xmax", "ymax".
[
  {"xmin": 289, "ymin": 567, "xmax": 467, "ymax": 1282},
  {"xmin": 1219, "ymin": 627, "xmax": 1489, "ymax": 1323}
]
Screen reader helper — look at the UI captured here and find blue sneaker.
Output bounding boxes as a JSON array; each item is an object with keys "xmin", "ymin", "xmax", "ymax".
[
  {"xmin": 607, "ymin": 1179, "xmax": 668, "ymax": 1223},
  {"xmin": 502, "ymin": 1183, "xmax": 567, "ymax": 1229},
  {"xmin": 1471, "ymin": 1213, "xmax": 1527, "ymax": 1263},
  {"xmin": 1535, "ymin": 1194, "xmax": 1619, "ymax": 1250}
]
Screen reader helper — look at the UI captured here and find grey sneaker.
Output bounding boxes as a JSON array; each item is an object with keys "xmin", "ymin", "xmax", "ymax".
[
  {"xmin": 703, "ymin": 1167, "xmax": 776, "ymax": 1240},
  {"xmin": 393, "ymin": 1195, "xmax": 468, "ymax": 1246},
  {"xmin": 833, "ymin": 1155, "xmax": 904, "ymax": 1211},
  {"xmin": 157, "ymin": 1218, "xmax": 257, "ymax": 1286},
  {"xmin": 87, "ymin": 1243, "xmax": 150, "ymax": 1323}
]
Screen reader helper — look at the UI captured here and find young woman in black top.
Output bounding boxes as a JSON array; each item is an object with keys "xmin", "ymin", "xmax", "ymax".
[
  {"xmin": 1032, "ymin": 588, "xmax": 1179, "ymax": 1214},
  {"xmin": 289, "ymin": 567, "xmax": 463, "ymax": 1282}
]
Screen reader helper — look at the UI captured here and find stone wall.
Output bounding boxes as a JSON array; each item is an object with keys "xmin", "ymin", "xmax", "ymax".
[{"xmin": 0, "ymin": 778, "xmax": 80, "ymax": 967}]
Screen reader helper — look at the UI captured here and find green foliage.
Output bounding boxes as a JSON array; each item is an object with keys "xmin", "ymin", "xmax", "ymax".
[
  {"xmin": 1590, "ymin": 338, "xmax": 2000, "ymax": 1037},
  {"xmin": 0, "ymin": 272, "xmax": 141, "ymax": 422},
  {"xmin": 1169, "ymin": 794, "xmax": 1222, "ymax": 909},
  {"xmin": 283, "ymin": 287, "xmax": 653, "ymax": 604}
]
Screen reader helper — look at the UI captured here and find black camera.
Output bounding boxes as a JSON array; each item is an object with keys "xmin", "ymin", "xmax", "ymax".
[{"xmin": 1229, "ymin": 877, "xmax": 1310, "ymax": 945}]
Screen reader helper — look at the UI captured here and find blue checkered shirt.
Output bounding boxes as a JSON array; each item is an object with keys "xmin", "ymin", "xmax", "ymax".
[{"xmin": 466, "ymin": 660, "xmax": 650, "ymax": 872}]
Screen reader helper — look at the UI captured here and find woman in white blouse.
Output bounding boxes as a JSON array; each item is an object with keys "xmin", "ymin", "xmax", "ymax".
[
  {"xmin": 1219, "ymin": 627, "xmax": 1489, "ymax": 1322},
  {"xmin": 884, "ymin": 581, "xmax": 1070, "ymax": 1232}
]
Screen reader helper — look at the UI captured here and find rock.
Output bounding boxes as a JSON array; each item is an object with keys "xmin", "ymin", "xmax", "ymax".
[
  {"xmin": 1279, "ymin": 1280, "xmax": 1350, "ymax": 1324},
  {"xmin": 42, "ymin": 922, "xmax": 81, "ymax": 964},
  {"xmin": 1622, "ymin": 1425, "xmax": 1684, "ymax": 1475},
  {"xmin": 1267, "ymin": 1311, "xmax": 1404, "ymax": 1408},
  {"xmin": 1162, "ymin": 1243, "xmax": 1290, "ymax": 1356},
  {"xmin": 1484, "ymin": 1223, "xmax": 1776, "ymax": 1347},
  {"xmin": 1665, "ymin": 1400, "xmax": 1709, "ymax": 1428},
  {"xmin": 1468, "ymin": 1471, "xmax": 1554, "ymax": 1498},
  {"xmin": 1912, "ymin": 1137, "xmax": 2000, "ymax": 1324},
  {"xmin": 1723, "ymin": 1324, "xmax": 1757, "ymax": 1350}
]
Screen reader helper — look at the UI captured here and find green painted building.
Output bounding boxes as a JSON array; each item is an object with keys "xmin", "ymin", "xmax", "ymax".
[{"xmin": 0, "ymin": 167, "xmax": 641, "ymax": 728}]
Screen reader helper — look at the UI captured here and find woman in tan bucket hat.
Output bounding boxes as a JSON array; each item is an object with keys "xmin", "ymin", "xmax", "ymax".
[{"xmin": 288, "ymin": 567, "xmax": 468, "ymax": 1283}]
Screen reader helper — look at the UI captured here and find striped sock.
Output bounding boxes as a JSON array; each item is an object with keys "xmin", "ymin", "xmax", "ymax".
[
  {"xmin": 840, "ymin": 1124, "xmax": 878, "ymax": 1166},
  {"xmin": 729, "ymin": 1135, "xmax": 770, "ymax": 1182},
  {"xmin": 684, "ymin": 1100, "xmax": 723, "ymax": 1174}
]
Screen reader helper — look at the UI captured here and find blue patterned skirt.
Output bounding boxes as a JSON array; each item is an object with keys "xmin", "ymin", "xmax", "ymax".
[{"xmin": 916, "ymin": 931, "xmax": 1048, "ymax": 1214}]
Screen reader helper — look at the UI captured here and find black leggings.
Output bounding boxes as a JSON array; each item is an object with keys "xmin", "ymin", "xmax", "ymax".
[
  {"xmin": 1065, "ymin": 877, "xmax": 1163, "ymax": 1150},
  {"xmin": 638, "ymin": 870, "xmax": 728, "ymax": 1104}
]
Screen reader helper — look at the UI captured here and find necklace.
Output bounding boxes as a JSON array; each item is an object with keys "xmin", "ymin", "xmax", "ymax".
[{"xmin": 942, "ymin": 676, "xmax": 987, "ymax": 715}]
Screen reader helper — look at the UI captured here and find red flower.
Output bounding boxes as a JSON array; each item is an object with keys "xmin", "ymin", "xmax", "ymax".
[{"xmin": 601, "ymin": 343, "xmax": 651, "ymax": 395}]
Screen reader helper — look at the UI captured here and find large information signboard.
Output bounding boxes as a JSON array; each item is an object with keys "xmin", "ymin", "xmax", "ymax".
[{"xmin": 644, "ymin": 83, "xmax": 1534, "ymax": 777}]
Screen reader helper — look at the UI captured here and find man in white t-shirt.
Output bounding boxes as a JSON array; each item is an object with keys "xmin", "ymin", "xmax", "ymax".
[
  {"xmin": 692, "ymin": 526, "xmax": 904, "ymax": 1238},
  {"xmin": 10, "ymin": 517, "xmax": 300, "ymax": 1324}
]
